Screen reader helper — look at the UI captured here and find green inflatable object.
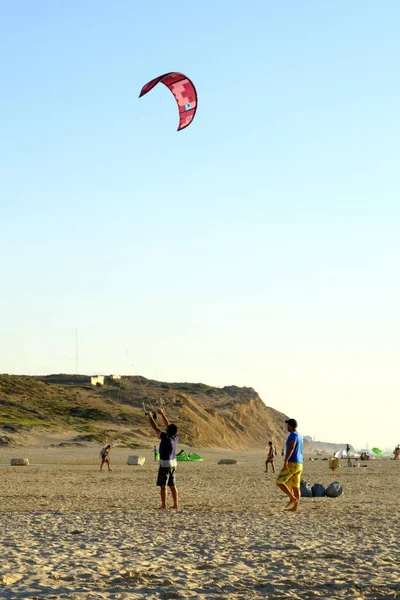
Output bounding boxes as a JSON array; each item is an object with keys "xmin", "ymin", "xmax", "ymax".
[
  {"xmin": 188, "ymin": 452, "xmax": 203, "ymax": 461},
  {"xmin": 372, "ymin": 447, "xmax": 383, "ymax": 456},
  {"xmin": 176, "ymin": 450, "xmax": 204, "ymax": 462}
]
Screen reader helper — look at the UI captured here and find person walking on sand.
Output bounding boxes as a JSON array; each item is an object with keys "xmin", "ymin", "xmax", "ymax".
[
  {"xmin": 394, "ymin": 445, "xmax": 400, "ymax": 461},
  {"xmin": 346, "ymin": 443, "xmax": 352, "ymax": 468},
  {"xmin": 265, "ymin": 441, "xmax": 276, "ymax": 473},
  {"xmin": 100, "ymin": 444, "xmax": 112, "ymax": 472},
  {"xmin": 276, "ymin": 419, "xmax": 303, "ymax": 512},
  {"xmin": 148, "ymin": 408, "xmax": 179, "ymax": 510}
]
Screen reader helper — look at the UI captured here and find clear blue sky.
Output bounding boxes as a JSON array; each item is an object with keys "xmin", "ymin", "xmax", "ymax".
[{"xmin": 1, "ymin": 1, "xmax": 399, "ymax": 449}]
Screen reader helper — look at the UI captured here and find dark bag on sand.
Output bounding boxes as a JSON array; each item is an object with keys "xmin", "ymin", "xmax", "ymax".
[
  {"xmin": 312, "ymin": 483, "xmax": 326, "ymax": 497},
  {"xmin": 300, "ymin": 481, "xmax": 313, "ymax": 497},
  {"xmin": 325, "ymin": 482, "xmax": 343, "ymax": 498}
]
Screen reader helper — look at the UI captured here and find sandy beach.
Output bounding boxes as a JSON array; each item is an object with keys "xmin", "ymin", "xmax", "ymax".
[{"xmin": 0, "ymin": 446, "xmax": 399, "ymax": 599}]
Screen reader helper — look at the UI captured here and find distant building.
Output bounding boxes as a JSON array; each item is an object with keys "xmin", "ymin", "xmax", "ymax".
[{"xmin": 90, "ymin": 375, "xmax": 121, "ymax": 386}]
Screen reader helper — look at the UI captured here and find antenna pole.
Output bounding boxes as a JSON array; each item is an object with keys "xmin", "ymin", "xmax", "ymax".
[{"xmin": 75, "ymin": 329, "xmax": 79, "ymax": 374}]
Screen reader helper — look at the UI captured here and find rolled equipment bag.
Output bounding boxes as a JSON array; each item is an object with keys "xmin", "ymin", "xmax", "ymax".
[
  {"xmin": 312, "ymin": 483, "xmax": 326, "ymax": 497},
  {"xmin": 300, "ymin": 480, "xmax": 313, "ymax": 497},
  {"xmin": 325, "ymin": 481, "xmax": 343, "ymax": 498}
]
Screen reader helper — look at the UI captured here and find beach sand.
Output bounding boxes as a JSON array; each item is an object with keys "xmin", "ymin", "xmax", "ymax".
[{"xmin": 0, "ymin": 446, "xmax": 399, "ymax": 599}]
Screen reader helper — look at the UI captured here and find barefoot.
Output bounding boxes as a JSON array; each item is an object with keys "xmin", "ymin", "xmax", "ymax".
[
  {"xmin": 158, "ymin": 506, "xmax": 167, "ymax": 510},
  {"xmin": 284, "ymin": 498, "xmax": 295, "ymax": 509},
  {"xmin": 171, "ymin": 505, "xmax": 179, "ymax": 510},
  {"xmin": 287, "ymin": 502, "xmax": 299, "ymax": 512}
]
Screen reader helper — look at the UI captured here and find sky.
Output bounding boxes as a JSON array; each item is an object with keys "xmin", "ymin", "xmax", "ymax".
[{"xmin": 1, "ymin": 1, "xmax": 399, "ymax": 449}]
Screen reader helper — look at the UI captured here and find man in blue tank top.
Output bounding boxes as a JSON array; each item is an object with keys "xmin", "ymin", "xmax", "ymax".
[{"xmin": 276, "ymin": 418, "xmax": 303, "ymax": 512}]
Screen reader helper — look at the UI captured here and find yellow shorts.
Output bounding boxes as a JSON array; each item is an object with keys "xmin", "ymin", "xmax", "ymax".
[{"xmin": 276, "ymin": 462, "xmax": 303, "ymax": 489}]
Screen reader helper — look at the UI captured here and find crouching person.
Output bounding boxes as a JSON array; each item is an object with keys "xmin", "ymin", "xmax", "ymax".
[{"xmin": 148, "ymin": 408, "xmax": 179, "ymax": 510}]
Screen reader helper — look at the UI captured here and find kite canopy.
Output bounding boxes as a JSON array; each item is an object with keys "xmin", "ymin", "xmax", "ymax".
[
  {"xmin": 334, "ymin": 449, "xmax": 348, "ymax": 459},
  {"xmin": 176, "ymin": 450, "xmax": 203, "ymax": 461},
  {"xmin": 372, "ymin": 447, "xmax": 383, "ymax": 456},
  {"xmin": 139, "ymin": 72, "xmax": 198, "ymax": 131}
]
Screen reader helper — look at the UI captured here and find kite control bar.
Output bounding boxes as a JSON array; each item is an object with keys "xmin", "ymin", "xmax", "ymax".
[
  {"xmin": 143, "ymin": 397, "xmax": 167, "ymax": 420},
  {"xmin": 142, "ymin": 401, "xmax": 157, "ymax": 420}
]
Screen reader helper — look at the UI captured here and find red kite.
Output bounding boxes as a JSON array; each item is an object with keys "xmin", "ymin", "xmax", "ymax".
[{"xmin": 139, "ymin": 72, "xmax": 198, "ymax": 131}]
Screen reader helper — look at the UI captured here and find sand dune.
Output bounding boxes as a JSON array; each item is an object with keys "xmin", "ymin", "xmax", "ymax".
[{"xmin": 0, "ymin": 447, "xmax": 399, "ymax": 599}]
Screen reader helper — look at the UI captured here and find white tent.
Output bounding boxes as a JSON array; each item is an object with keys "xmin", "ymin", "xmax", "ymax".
[{"xmin": 334, "ymin": 449, "xmax": 348, "ymax": 459}]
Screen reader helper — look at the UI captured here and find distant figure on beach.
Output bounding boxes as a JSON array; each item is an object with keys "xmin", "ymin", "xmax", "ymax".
[
  {"xmin": 329, "ymin": 454, "xmax": 339, "ymax": 474},
  {"xmin": 148, "ymin": 408, "xmax": 179, "ymax": 510},
  {"xmin": 394, "ymin": 445, "xmax": 400, "ymax": 461},
  {"xmin": 346, "ymin": 444, "xmax": 352, "ymax": 467},
  {"xmin": 154, "ymin": 445, "xmax": 158, "ymax": 461},
  {"xmin": 276, "ymin": 419, "xmax": 303, "ymax": 512},
  {"xmin": 265, "ymin": 441, "xmax": 276, "ymax": 473},
  {"xmin": 100, "ymin": 444, "xmax": 111, "ymax": 472}
]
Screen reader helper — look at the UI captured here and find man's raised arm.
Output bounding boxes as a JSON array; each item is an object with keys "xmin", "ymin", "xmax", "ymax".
[
  {"xmin": 158, "ymin": 408, "xmax": 170, "ymax": 427},
  {"xmin": 148, "ymin": 412, "xmax": 161, "ymax": 436}
]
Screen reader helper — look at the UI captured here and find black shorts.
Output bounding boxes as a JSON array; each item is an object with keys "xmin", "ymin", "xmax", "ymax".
[{"xmin": 157, "ymin": 466, "xmax": 176, "ymax": 487}]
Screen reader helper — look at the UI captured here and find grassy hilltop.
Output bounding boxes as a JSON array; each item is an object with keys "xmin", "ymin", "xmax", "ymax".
[{"xmin": 0, "ymin": 374, "xmax": 288, "ymax": 450}]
